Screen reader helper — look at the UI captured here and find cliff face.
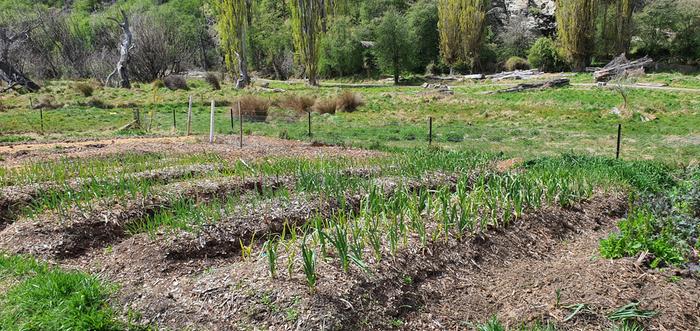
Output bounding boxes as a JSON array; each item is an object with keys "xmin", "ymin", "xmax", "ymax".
[{"xmin": 490, "ymin": 0, "xmax": 557, "ymax": 36}]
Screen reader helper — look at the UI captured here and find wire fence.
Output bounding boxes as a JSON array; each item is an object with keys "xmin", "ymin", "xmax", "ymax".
[{"xmin": 13, "ymin": 96, "xmax": 634, "ymax": 160}]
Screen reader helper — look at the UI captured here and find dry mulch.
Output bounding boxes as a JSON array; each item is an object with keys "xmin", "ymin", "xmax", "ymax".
[{"xmin": 0, "ymin": 135, "xmax": 381, "ymax": 167}]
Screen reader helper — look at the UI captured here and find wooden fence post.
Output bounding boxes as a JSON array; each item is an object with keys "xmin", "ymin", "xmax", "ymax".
[
  {"xmin": 209, "ymin": 100, "xmax": 215, "ymax": 144},
  {"xmin": 186, "ymin": 95, "xmax": 192, "ymax": 136},
  {"xmin": 616, "ymin": 124, "xmax": 622, "ymax": 159},
  {"xmin": 308, "ymin": 111, "xmax": 312, "ymax": 137},
  {"xmin": 428, "ymin": 116, "xmax": 433, "ymax": 145},
  {"xmin": 238, "ymin": 100, "xmax": 243, "ymax": 148}
]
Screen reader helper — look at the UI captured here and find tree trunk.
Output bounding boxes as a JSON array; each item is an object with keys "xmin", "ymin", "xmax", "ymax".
[
  {"xmin": 0, "ymin": 60, "xmax": 40, "ymax": 92},
  {"xmin": 105, "ymin": 10, "xmax": 132, "ymax": 89}
]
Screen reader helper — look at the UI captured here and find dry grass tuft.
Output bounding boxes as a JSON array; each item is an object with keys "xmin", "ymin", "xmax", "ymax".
[
  {"xmin": 163, "ymin": 75, "xmax": 189, "ymax": 91},
  {"xmin": 279, "ymin": 95, "xmax": 316, "ymax": 113},
  {"xmin": 336, "ymin": 91, "xmax": 364, "ymax": 112},
  {"xmin": 74, "ymin": 82, "xmax": 94, "ymax": 97},
  {"xmin": 205, "ymin": 73, "xmax": 221, "ymax": 90},
  {"xmin": 236, "ymin": 95, "xmax": 270, "ymax": 122},
  {"xmin": 312, "ymin": 98, "xmax": 337, "ymax": 114},
  {"xmin": 152, "ymin": 79, "xmax": 165, "ymax": 89},
  {"xmin": 33, "ymin": 95, "xmax": 62, "ymax": 110}
]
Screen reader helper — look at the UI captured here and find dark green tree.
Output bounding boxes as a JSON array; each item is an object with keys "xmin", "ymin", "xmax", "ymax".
[{"xmin": 373, "ymin": 9, "xmax": 412, "ymax": 84}]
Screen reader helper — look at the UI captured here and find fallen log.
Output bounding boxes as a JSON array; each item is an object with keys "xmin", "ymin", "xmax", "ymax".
[
  {"xmin": 488, "ymin": 78, "xmax": 570, "ymax": 94},
  {"xmin": 594, "ymin": 54, "xmax": 653, "ymax": 82},
  {"xmin": 486, "ymin": 69, "xmax": 543, "ymax": 81}
]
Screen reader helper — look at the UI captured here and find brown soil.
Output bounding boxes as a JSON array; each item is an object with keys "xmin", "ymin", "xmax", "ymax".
[
  {"xmin": 48, "ymin": 194, "xmax": 699, "ymax": 330},
  {"xmin": 0, "ymin": 135, "xmax": 381, "ymax": 167}
]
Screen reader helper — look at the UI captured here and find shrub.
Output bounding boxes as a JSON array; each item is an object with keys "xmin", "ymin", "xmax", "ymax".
[
  {"xmin": 504, "ymin": 56, "xmax": 530, "ymax": 71},
  {"xmin": 152, "ymin": 79, "xmax": 165, "ymax": 89},
  {"xmin": 279, "ymin": 95, "xmax": 316, "ymax": 113},
  {"xmin": 163, "ymin": 75, "xmax": 189, "ymax": 91},
  {"xmin": 336, "ymin": 91, "xmax": 364, "ymax": 112},
  {"xmin": 528, "ymin": 37, "xmax": 566, "ymax": 72},
  {"xmin": 237, "ymin": 95, "xmax": 270, "ymax": 122},
  {"xmin": 74, "ymin": 82, "xmax": 94, "ymax": 97},
  {"xmin": 312, "ymin": 99, "xmax": 337, "ymax": 114},
  {"xmin": 85, "ymin": 97, "xmax": 111, "ymax": 109},
  {"xmin": 205, "ymin": 73, "xmax": 221, "ymax": 90},
  {"xmin": 33, "ymin": 95, "xmax": 62, "ymax": 110}
]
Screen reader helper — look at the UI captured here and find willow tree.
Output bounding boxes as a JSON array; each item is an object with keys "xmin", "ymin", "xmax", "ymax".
[
  {"xmin": 216, "ymin": 0, "xmax": 250, "ymax": 89},
  {"xmin": 289, "ymin": 0, "xmax": 323, "ymax": 86},
  {"xmin": 613, "ymin": 0, "xmax": 633, "ymax": 54},
  {"xmin": 438, "ymin": 0, "xmax": 489, "ymax": 74},
  {"xmin": 556, "ymin": 0, "xmax": 597, "ymax": 71}
]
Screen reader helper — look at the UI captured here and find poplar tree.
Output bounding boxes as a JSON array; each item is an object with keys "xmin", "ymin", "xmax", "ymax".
[
  {"xmin": 556, "ymin": 0, "xmax": 597, "ymax": 71},
  {"xmin": 289, "ymin": 0, "xmax": 323, "ymax": 86},
  {"xmin": 215, "ymin": 0, "xmax": 251, "ymax": 88},
  {"xmin": 438, "ymin": 0, "xmax": 489, "ymax": 74}
]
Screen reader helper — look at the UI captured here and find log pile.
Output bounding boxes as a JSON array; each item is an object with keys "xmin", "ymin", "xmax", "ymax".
[
  {"xmin": 486, "ymin": 69, "xmax": 543, "ymax": 81},
  {"xmin": 594, "ymin": 54, "xmax": 653, "ymax": 82},
  {"xmin": 489, "ymin": 78, "xmax": 570, "ymax": 93},
  {"xmin": 422, "ymin": 83, "xmax": 454, "ymax": 95}
]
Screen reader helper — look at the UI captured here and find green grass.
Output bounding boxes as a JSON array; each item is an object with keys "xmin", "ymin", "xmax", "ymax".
[
  {"xmin": 1, "ymin": 73, "xmax": 698, "ymax": 162},
  {"xmin": 0, "ymin": 254, "xmax": 135, "ymax": 331}
]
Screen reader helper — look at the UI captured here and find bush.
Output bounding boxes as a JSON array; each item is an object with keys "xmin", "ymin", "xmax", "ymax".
[
  {"xmin": 504, "ymin": 56, "xmax": 530, "ymax": 71},
  {"xmin": 152, "ymin": 79, "xmax": 165, "ymax": 89},
  {"xmin": 336, "ymin": 91, "xmax": 364, "ymax": 112},
  {"xmin": 528, "ymin": 37, "xmax": 566, "ymax": 72},
  {"xmin": 74, "ymin": 82, "xmax": 94, "ymax": 97},
  {"xmin": 85, "ymin": 97, "xmax": 110, "ymax": 109},
  {"xmin": 312, "ymin": 99, "xmax": 337, "ymax": 114},
  {"xmin": 279, "ymin": 95, "xmax": 316, "ymax": 113},
  {"xmin": 33, "ymin": 95, "xmax": 62, "ymax": 110},
  {"xmin": 237, "ymin": 95, "xmax": 270, "ymax": 122},
  {"xmin": 205, "ymin": 73, "xmax": 221, "ymax": 90},
  {"xmin": 163, "ymin": 75, "xmax": 189, "ymax": 91}
]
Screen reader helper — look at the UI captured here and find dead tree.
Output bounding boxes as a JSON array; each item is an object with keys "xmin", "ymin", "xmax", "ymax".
[
  {"xmin": 105, "ymin": 10, "xmax": 133, "ymax": 89},
  {"xmin": 489, "ymin": 78, "xmax": 570, "ymax": 93},
  {"xmin": 594, "ymin": 54, "xmax": 653, "ymax": 82},
  {"xmin": 0, "ymin": 26, "xmax": 40, "ymax": 92}
]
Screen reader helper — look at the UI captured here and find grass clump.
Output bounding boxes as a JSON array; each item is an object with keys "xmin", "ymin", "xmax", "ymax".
[
  {"xmin": 313, "ymin": 98, "xmax": 337, "ymax": 114},
  {"xmin": 279, "ymin": 95, "xmax": 316, "ymax": 113},
  {"xmin": 163, "ymin": 75, "xmax": 189, "ymax": 91},
  {"xmin": 74, "ymin": 82, "xmax": 94, "ymax": 97},
  {"xmin": 237, "ymin": 95, "xmax": 270, "ymax": 122},
  {"xmin": 0, "ymin": 254, "xmax": 125, "ymax": 331},
  {"xmin": 336, "ymin": 91, "xmax": 364, "ymax": 112},
  {"xmin": 204, "ymin": 73, "xmax": 221, "ymax": 90}
]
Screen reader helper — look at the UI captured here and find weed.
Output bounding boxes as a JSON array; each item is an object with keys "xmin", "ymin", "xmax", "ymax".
[
  {"xmin": 204, "ymin": 73, "xmax": 221, "ymax": 90},
  {"xmin": 74, "ymin": 82, "xmax": 94, "ymax": 97},
  {"xmin": 237, "ymin": 95, "xmax": 270, "ymax": 122},
  {"xmin": 336, "ymin": 91, "xmax": 364, "ymax": 112},
  {"xmin": 608, "ymin": 302, "xmax": 657, "ymax": 322},
  {"xmin": 163, "ymin": 75, "xmax": 189, "ymax": 91}
]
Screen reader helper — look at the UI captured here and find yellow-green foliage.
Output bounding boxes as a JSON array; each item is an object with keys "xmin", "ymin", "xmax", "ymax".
[
  {"xmin": 215, "ymin": 0, "xmax": 249, "ymax": 80},
  {"xmin": 438, "ymin": 0, "xmax": 489, "ymax": 69},
  {"xmin": 289, "ymin": 0, "xmax": 323, "ymax": 86},
  {"xmin": 556, "ymin": 0, "xmax": 597, "ymax": 70}
]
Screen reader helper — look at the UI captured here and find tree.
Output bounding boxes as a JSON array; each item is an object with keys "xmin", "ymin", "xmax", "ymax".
[
  {"xmin": 105, "ymin": 9, "xmax": 132, "ymax": 88},
  {"xmin": 250, "ymin": 0, "xmax": 293, "ymax": 80},
  {"xmin": 407, "ymin": 0, "xmax": 439, "ymax": 73},
  {"xmin": 320, "ymin": 16, "xmax": 364, "ymax": 77},
  {"xmin": 0, "ymin": 0, "xmax": 40, "ymax": 92},
  {"xmin": 289, "ymin": 0, "xmax": 323, "ymax": 86},
  {"xmin": 373, "ymin": 9, "xmax": 412, "ymax": 84},
  {"xmin": 216, "ymin": 0, "xmax": 251, "ymax": 89},
  {"xmin": 556, "ymin": 0, "xmax": 597, "ymax": 71},
  {"xmin": 438, "ymin": 0, "xmax": 489, "ymax": 74}
]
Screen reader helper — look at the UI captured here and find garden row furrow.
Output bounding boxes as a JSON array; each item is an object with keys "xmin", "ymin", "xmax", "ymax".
[
  {"xmin": 0, "ymin": 163, "xmax": 222, "ymax": 226},
  {"xmin": 0, "ymin": 175, "xmax": 292, "ymax": 259}
]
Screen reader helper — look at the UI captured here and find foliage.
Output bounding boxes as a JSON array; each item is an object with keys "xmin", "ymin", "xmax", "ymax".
[
  {"xmin": 632, "ymin": 0, "xmax": 700, "ymax": 64},
  {"xmin": 289, "ymin": 0, "xmax": 323, "ymax": 86},
  {"xmin": 319, "ymin": 16, "xmax": 364, "ymax": 77},
  {"xmin": 556, "ymin": 0, "xmax": 597, "ymax": 71},
  {"xmin": 74, "ymin": 81, "xmax": 94, "ymax": 96},
  {"xmin": 373, "ymin": 9, "xmax": 413, "ymax": 84},
  {"xmin": 249, "ymin": 0, "xmax": 294, "ymax": 80},
  {"xmin": 528, "ymin": 37, "xmax": 566, "ymax": 72},
  {"xmin": 504, "ymin": 56, "xmax": 529, "ymax": 71},
  {"xmin": 406, "ymin": 0, "xmax": 439, "ymax": 72},
  {"xmin": 437, "ymin": 0, "xmax": 489, "ymax": 71},
  {"xmin": 215, "ymin": 0, "xmax": 251, "ymax": 88}
]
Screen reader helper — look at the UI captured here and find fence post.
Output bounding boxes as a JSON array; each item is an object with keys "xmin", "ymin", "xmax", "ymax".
[
  {"xmin": 172, "ymin": 107, "xmax": 176, "ymax": 131},
  {"xmin": 186, "ymin": 95, "xmax": 192, "ymax": 136},
  {"xmin": 428, "ymin": 116, "xmax": 433, "ymax": 145},
  {"xmin": 209, "ymin": 100, "xmax": 215, "ymax": 144},
  {"xmin": 308, "ymin": 111, "xmax": 312, "ymax": 137},
  {"xmin": 230, "ymin": 105, "xmax": 235, "ymax": 132},
  {"xmin": 616, "ymin": 124, "xmax": 622, "ymax": 159},
  {"xmin": 238, "ymin": 100, "xmax": 243, "ymax": 148},
  {"xmin": 39, "ymin": 107, "xmax": 44, "ymax": 134}
]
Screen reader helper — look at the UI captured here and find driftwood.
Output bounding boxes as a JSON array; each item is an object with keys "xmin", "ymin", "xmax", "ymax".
[
  {"xmin": 105, "ymin": 10, "xmax": 133, "ymax": 88},
  {"xmin": 486, "ymin": 69, "xmax": 543, "ymax": 81},
  {"xmin": 0, "ymin": 26, "xmax": 40, "ymax": 92},
  {"xmin": 464, "ymin": 74, "xmax": 485, "ymax": 80},
  {"xmin": 489, "ymin": 78, "xmax": 570, "ymax": 93},
  {"xmin": 594, "ymin": 54, "xmax": 653, "ymax": 82}
]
